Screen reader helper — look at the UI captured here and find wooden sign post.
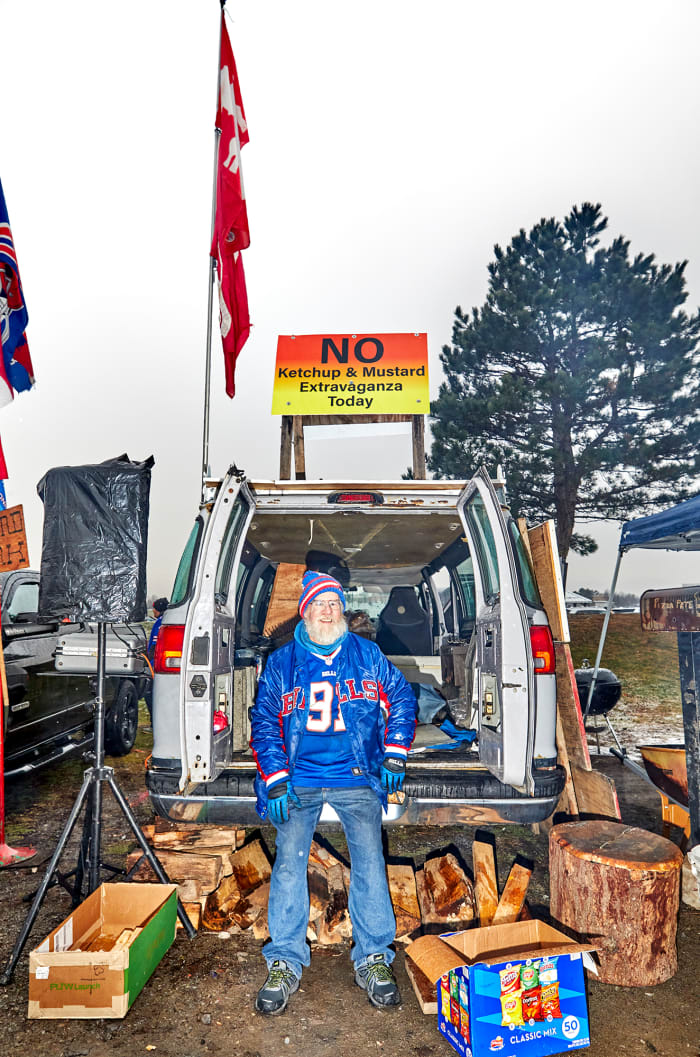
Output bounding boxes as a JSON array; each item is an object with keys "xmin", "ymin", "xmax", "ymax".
[{"xmin": 641, "ymin": 586, "xmax": 700, "ymax": 849}]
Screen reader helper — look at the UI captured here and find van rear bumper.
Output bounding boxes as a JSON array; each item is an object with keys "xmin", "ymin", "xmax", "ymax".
[{"xmin": 146, "ymin": 763, "xmax": 566, "ymax": 826}]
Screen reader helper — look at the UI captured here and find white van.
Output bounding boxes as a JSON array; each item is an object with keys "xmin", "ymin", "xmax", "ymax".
[{"xmin": 146, "ymin": 467, "xmax": 564, "ymax": 825}]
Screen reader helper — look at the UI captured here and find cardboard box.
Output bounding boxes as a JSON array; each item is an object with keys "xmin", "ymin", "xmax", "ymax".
[
  {"xmin": 28, "ymin": 883, "xmax": 177, "ymax": 1019},
  {"xmin": 406, "ymin": 920, "xmax": 597, "ymax": 1057}
]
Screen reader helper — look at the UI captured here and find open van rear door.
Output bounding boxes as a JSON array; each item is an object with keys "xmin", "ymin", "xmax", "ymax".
[
  {"xmin": 458, "ymin": 469, "xmax": 534, "ymax": 794},
  {"xmin": 179, "ymin": 472, "xmax": 255, "ymax": 787}
]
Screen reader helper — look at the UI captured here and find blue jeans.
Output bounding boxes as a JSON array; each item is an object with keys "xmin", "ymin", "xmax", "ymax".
[{"xmin": 263, "ymin": 785, "xmax": 396, "ymax": 979}]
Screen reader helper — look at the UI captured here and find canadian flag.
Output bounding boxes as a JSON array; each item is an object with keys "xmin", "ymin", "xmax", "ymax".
[{"xmin": 211, "ymin": 13, "xmax": 251, "ymax": 397}]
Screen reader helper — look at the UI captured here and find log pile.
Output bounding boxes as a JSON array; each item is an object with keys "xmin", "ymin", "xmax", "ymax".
[
  {"xmin": 126, "ymin": 823, "xmax": 532, "ymax": 971},
  {"xmin": 405, "ymin": 838, "xmax": 533, "ymax": 1013}
]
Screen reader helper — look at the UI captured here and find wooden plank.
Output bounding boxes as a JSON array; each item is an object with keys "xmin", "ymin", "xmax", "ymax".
[
  {"xmin": 527, "ymin": 520, "xmax": 569, "ymax": 644},
  {"xmin": 472, "ymin": 841, "xmax": 499, "ymax": 926},
  {"xmin": 301, "ymin": 414, "xmax": 415, "ymax": 426},
  {"xmin": 555, "ymin": 643, "xmax": 592, "ymax": 771},
  {"xmin": 570, "ymin": 764, "xmax": 621, "ymax": 820},
  {"xmin": 293, "ymin": 416, "xmax": 306, "ymax": 480},
  {"xmin": 280, "ymin": 415, "xmax": 293, "ymax": 479},
  {"xmin": 262, "ymin": 563, "xmax": 305, "ymax": 638},
  {"xmin": 411, "ymin": 415, "xmax": 426, "ymax": 479},
  {"xmin": 492, "ymin": 863, "xmax": 532, "ymax": 925},
  {"xmin": 404, "ymin": 957, "xmax": 438, "ymax": 1014}
]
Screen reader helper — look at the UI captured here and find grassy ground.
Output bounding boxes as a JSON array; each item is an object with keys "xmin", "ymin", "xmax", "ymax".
[
  {"xmin": 568, "ymin": 612, "xmax": 684, "ymax": 752},
  {"xmin": 569, "ymin": 611, "xmax": 681, "ymax": 710}
]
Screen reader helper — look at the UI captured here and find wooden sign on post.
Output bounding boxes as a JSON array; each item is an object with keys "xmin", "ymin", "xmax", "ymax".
[{"xmin": 0, "ymin": 504, "xmax": 29, "ymax": 573}]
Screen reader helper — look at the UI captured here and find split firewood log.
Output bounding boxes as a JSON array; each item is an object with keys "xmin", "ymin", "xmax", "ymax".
[
  {"xmin": 202, "ymin": 873, "xmax": 242, "ymax": 931},
  {"xmin": 309, "ymin": 839, "xmax": 346, "ymax": 871},
  {"xmin": 229, "ymin": 839, "xmax": 272, "ymax": 894},
  {"xmin": 422, "ymin": 853, "xmax": 475, "ymax": 924},
  {"xmin": 472, "ymin": 839, "xmax": 499, "ymax": 926},
  {"xmin": 387, "ymin": 864, "xmax": 421, "ymax": 942},
  {"xmin": 316, "ymin": 863, "xmax": 351, "ymax": 943},
  {"xmin": 415, "ymin": 867, "xmax": 444, "ymax": 926},
  {"xmin": 125, "ymin": 848, "xmax": 224, "ymax": 893},
  {"xmin": 308, "ymin": 862, "xmax": 331, "ymax": 922},
  {"xmin": 492, "ymin": 862, "xmax": 532, "ymax": 925}
]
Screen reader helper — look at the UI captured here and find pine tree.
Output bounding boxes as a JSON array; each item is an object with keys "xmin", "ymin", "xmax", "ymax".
[{"xmin": 430, "ymin": 203, "xmax": 700, "ymax": 557}]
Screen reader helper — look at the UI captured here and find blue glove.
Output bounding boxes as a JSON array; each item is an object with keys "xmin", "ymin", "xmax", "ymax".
[
  {"xmin": 381, "ymin": 755, "xmax": 406, "ymax": 794},
  {"xmin": 267, "ymin": 781, "xmax": 300, "ymax": 824}
]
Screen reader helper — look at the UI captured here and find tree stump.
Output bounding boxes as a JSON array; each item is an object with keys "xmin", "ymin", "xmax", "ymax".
[{"xmin": 549, "ymin": 821, "xmax": 683, "ymax": 986}]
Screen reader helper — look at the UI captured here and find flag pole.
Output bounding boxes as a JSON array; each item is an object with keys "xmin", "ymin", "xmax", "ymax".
[{"xmin": 201, "ymin": 2, "xmax": 226, "ymax": 502}]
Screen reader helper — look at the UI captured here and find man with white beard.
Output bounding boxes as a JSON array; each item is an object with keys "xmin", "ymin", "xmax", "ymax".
[{"xmin": 251, "ymin": 570, "xmax": 417, "ymax": 1016}]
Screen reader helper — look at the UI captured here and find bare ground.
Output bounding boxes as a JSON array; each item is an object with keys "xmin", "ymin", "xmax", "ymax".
[{"xmin": 0, "ymin": 718, "xmax": 698, "ymax": 1057}]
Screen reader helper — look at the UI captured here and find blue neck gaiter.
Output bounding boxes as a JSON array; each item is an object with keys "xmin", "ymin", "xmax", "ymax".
[{"xmin": 294, "ymin": 620, "xmax": 348, "ymax": 656}]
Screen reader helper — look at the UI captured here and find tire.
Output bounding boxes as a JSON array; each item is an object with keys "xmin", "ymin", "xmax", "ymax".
[{"xmin": 104, "ymin": 680, "xmax": 139, "ymax": 756}]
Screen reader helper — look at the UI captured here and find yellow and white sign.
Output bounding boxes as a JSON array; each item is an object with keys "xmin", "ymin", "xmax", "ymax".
[{"xmin": 271, "ymin": 333, "xmax": 429, "ymax": 415}]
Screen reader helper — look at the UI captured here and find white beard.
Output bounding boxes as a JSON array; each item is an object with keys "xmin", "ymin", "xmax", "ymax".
[{"xmin": 304, "ymin": 612, "xmax": 347, "ymax": 647}]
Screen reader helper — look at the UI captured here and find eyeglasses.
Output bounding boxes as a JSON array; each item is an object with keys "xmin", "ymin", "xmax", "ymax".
[{"xmin": 308, "ymin": 599, "xmax": 342, "ymax": 611}]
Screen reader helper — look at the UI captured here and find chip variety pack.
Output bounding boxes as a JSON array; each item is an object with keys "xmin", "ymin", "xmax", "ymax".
[{"xmin": 438, "ymin": 950, "xmax": 591, "ymax": 1057}]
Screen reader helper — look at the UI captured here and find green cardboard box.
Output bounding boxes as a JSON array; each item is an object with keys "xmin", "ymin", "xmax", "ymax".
[{"xmin": 28, "ymin": 883, "xmax": 177, "ymax": 1019}]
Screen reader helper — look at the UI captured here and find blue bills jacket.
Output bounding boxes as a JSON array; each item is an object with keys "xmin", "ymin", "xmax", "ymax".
[{"xmin": 251, "ymin": 632, "xmax": 417, "ymax": 818}]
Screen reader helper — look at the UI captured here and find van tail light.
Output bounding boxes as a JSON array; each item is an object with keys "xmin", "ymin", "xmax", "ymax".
[
  {"xmin": 530, "ymin": 625, "xmax": 555, "ymax": 675},
  {"xmin": 213, "ymin": 709, "xmax": 229, "ymax": 733},
  {"xmin": 154, "ymin": 625, "xmax": 185, "ymax": 674}
]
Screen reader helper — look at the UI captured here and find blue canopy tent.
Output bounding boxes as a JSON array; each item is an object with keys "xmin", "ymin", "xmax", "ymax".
[{"xmin": 586, "ymin": 493, "xmax": 700, "ymax": 735}]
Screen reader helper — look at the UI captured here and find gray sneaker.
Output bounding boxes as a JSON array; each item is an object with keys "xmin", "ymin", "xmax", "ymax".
[
  {"xmin": 354, "ymin": 954, "xmax": 401, "ymax": 1008},
  {"xmin": 255, "ymin": 959, "xmax": 300, "ymax": 1015}
]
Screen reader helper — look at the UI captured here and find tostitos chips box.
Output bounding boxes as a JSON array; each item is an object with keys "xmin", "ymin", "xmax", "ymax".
[{"xmin": 405, "ymin": 920, "xmax": 597, "ymax": 1057}]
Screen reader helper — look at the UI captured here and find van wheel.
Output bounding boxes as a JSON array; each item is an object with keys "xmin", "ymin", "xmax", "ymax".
[{"xmin": 105, "ymin": 681, "xmax": 139, "ymax": 756}]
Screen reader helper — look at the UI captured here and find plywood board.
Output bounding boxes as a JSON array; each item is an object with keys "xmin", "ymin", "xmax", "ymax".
[
  {"xmin": 263, "ymin": 562, "xmax": 306, "ymax": 637},
  {"xmin": 555, "ymin": 643, "xmax": 592, "ymax": 771},
  {"xmin": 571, "ymin": 764, "xmax": 621, "ymax": 821},
  {"xmin": 527, "ymin": 520, "xmax": 570, "ymax": 643}
]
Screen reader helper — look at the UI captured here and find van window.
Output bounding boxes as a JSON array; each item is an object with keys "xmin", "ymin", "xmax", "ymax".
[
  {"xmin": 8, "ymin": 581, "xmax": 38, "ymax": 620},
  {"xmin": 465, "ymin": 493, "xmax": 500, "ymax": 601},
  {"xmin": 507, "ymin": 517, "xmax": 542, "ymax": 608},
  {"xmin": 454, "ymin": 552, "xmax": 477, "ymax": 627},
  {"xmin": 170, "ymin": 519, "xmax": 202, "ymax": 607},
  {"xmin": 215, "ymin": 496, "xmax": 251, "ymax": 604},
  {"xmin": 431, "ymin": 566, "xmax": 453, "ymax": 633}
]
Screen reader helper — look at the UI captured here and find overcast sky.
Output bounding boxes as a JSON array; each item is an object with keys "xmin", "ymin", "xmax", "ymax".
[{"xmin": 2, "ymin": 0, "xmax": 699, "ymax": 597}]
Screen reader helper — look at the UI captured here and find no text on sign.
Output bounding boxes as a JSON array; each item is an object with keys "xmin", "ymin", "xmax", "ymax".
[
  {"xmin": 271, "ymin": 333, "xmax": 429, "ymax": 415},
  {"xmin": 0, "ymin": 504, "xmax": 29, "ymax": 573}
]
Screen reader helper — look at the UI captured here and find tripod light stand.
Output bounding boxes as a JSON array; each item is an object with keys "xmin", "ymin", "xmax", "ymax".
[{"xmin": 1, "ymin": 623, "xmax": 196, "ymax": 985}]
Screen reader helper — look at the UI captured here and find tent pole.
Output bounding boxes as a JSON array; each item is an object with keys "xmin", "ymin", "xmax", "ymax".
[{"xmin": 585, "ymin": 548, "xmax": 624, "ymax": 717}]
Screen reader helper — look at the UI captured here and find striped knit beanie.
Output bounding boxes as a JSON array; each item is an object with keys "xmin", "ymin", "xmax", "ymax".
[{"xmin": 298, "ymin": 570, "xmax": 346, "ymax": 617}]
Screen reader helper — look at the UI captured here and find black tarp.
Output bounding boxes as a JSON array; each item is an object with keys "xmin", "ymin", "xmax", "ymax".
[{"xmin": 37, "ymin": 454, "xmax": 153, "ymax": 622}]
